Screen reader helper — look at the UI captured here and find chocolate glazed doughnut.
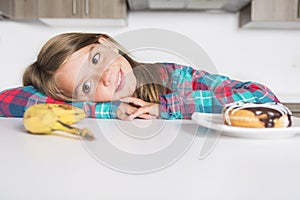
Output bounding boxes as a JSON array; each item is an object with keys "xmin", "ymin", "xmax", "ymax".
[{"xmin": 222, "ymin": 102, "xmax": 292, "ymax": 128}]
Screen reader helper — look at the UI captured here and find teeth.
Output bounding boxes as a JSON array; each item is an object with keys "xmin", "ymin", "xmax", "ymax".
[{"xmin": 117, "ymin": 72, "xmax": 121, "ymax": 88}]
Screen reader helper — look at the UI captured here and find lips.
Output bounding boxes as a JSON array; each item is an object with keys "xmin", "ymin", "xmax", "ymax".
[{"xmin": 115, "ymin": 69, "xmax": 125, "ymax": 92}]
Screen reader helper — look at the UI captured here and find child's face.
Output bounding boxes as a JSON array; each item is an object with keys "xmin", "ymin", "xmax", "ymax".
[{"xmin": 54, "ymin": 41, "xmax": 137, "ymax": 102}]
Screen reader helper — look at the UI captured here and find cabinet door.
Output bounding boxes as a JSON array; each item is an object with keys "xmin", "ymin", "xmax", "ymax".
[
  {"xmin": 0, "ymin": 0, "xmax": 37, "ymax": 19},
  {"xmin": 0, "ymin": 0, "xmax": 13, "ymax": 18},
  {"xmin": 38, "ymin": 0, "xmax": 82, "ymax": 18},
  {"xmin": 15, "ymin": 0, "xmax": 38, "ymax": 19},
  {"xmin": 252, "ymin": 0, "xmax": 299, "ymax": 21},
  {"xmin": 83, "ymin": 0, "xmax": 127, "ymax": 19},
  {"xmin": 298, "ymin": 0, "xmax": 300, "ymax": 19}
]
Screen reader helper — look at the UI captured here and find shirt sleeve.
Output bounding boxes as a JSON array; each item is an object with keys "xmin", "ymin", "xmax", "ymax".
[
  {"xmin": 159, "ymin": 69, "xmax": 280, "ymax": 119},
  {"xmin": 69, "ymin": 101, "xmax": 120, "ymax": 119},
  {"xmin": 0, "ymin": 86, "xmax": 120, "ymax": 119}
]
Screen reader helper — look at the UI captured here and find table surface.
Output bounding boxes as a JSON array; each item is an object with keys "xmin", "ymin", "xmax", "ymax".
[{"xmin": 1, "ymin": 117, "xmax": 300, "ymax": 200}]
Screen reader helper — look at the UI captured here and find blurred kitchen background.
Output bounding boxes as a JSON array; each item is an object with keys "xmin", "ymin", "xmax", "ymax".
[{"xmin": 0, "ymin": 0, "xmax": 300, "ymax": 114}]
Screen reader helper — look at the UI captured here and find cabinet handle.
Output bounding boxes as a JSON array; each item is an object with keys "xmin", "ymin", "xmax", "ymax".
[
  {"xmin": 85, "ymin": 0, "xmax": 89, "ymax": 16},
  {"xmin": 298, "ymin": 0, "xmax": 300, "ymax": 18},
  {"xmin": 72, "ymin": 0, "xmax": 77, "ymax": 15}
]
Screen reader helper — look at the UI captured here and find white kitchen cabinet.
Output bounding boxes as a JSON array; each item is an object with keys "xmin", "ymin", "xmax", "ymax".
[{"xmin": 239, "ymin": 0, "xmax": 300, "ymax": 28}]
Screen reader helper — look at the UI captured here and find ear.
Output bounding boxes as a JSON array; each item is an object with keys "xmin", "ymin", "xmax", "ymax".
[
  {"xmin": 98, "ymin": 36, "xmax": 109, "ymax": 45},
  {"xmin": 98, "ymin": 36, "xmax": 118, "ymax": 52}
]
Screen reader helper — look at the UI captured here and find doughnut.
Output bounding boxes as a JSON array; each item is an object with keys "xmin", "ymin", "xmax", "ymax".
[{"xmin": 222, "ymin": 102, "xmax": 292, "ymax": 128}]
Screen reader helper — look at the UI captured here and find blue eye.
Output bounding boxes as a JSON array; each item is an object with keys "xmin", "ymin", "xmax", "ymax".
[
  {"xmin": 92, "ymin": 53, "xmax": 100, "ymax": 64},
  {"xmin": 82, "ymin": 81, "xmax": 91, "ymax": 94}
]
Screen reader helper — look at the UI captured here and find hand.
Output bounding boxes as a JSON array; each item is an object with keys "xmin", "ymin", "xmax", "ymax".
[
  {"xmin": 116, "ymin": 102, "xmax": 139, "ymax": 120},
  {"xmin": 119, "ymin": 97, "xmax": 160, "ymax": 120}
]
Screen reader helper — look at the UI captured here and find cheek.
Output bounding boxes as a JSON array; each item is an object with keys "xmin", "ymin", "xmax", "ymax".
[
  {"xmin": 54, "ymin": 73, "xmax": 75, "ymax": 97},
  {"xmin": 93, "ymin": 84, "xmax": 114, "ymax": 102},
  {"xmin": 121, "ymin": 58, "xmax": 132, "ymax": 71}
]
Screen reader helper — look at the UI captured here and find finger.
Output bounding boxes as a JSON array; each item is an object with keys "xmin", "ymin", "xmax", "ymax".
[
  {"xmin": 117, "ymin": 107, "xmax": 135, "ymax": 121},
  {"xmin": 120, "ymin": 97, "xmax": 148, "ymax": 107},
  {"xmin": 118, "ymin": 112, "xmax": 134, "ymax": 121},
  {"xmin": 119, "ymin": 97, "xmax": 133, "ymax": 104},
  {"xmin": 132, "ymin": 104, "xmax": 160, "ymax": 118},
  {"xmin": 129, "ymin": 107, "xmax": 147, "ymax": 119},
  {"xmin": 118, "ymin": 103, "xmax": 138, "ymax": 115},
  {"xmin": 130, "ymin": 106, "xmax": 157, "ymax": 119},
  {"xmin": 138, "ymin": 114, "xmax": 158, "ymax": 120},
  {"xmin": 117, "ymin": 103, "xmax": 139, "ymax": 120},
  {"xmin": 120, "ymin": 97, "xmax": 137, "ymax": 102}
]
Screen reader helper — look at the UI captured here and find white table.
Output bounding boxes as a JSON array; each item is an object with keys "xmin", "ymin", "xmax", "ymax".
[{"xmin": 1, "ymin": 117, "xmax": 300, "ymax": 200}]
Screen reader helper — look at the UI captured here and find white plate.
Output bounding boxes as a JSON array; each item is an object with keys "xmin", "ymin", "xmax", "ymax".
[{"xmin": 191, "ymin": 112, "xmax": 300, "ymax": 139}]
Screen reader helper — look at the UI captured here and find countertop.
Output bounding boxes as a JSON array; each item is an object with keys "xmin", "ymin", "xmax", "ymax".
[{"xmin": 1, "ymin": 117, "xmax": 300, "ymax": 200}]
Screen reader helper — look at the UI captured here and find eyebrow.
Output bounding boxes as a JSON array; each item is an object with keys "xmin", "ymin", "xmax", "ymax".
[{"xmin": 73, "ymin": 46, "xmax": 95, "ymax": 99}]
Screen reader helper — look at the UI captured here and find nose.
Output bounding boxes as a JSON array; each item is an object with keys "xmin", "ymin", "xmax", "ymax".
[{"xmin": 100, "ymin": 68, "xmax": 113, "ymax": 86}]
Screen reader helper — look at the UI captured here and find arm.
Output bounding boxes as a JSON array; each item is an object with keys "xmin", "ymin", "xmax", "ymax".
[
  {"xmin": 111, "ymin": 66, "xmax": 280, "ymax": 120},
  {"xmin": 70, "ymin": 101, "xmax": 120, "ymax": 119},
  {"xmin": 159, "ymin": 71, "xmax": 280, "ymax": 119},
  {"xmin": 0, "ymin": 86, "xmax": 120, "ymax": 119}
]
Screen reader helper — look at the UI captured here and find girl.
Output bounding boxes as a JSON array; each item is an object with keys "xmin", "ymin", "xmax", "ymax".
[{"xmin": 22, "ymin": 32, "xmax": 280, "ymax": 120}]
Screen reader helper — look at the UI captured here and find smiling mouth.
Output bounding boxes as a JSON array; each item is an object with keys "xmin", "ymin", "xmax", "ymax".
[{"xmin": 115, "ymin": 70, "xmax": 124, "ymax": 92}]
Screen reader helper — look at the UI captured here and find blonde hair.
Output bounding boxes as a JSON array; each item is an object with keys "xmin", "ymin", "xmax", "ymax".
[{"xmin": 23, "ymin": 32, "xmax": 168, "ymax": 103}]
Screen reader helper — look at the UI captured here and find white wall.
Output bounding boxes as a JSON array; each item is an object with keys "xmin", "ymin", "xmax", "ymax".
[{"xmin": 1, "ymin": 11, "xmax": 300, "ymax": 102}]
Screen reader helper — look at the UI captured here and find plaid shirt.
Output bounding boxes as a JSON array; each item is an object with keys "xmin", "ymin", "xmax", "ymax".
[
  {"xmin": 0, "ymin": 63, "xmax": 279, "ymax": 119},
  {"xmin": 159, "ymin": 63, "xmax": 279, "ymax": 119},
  {"xmin": 0, "ymin": 86, "xmax": 120, "ymax": 119}
]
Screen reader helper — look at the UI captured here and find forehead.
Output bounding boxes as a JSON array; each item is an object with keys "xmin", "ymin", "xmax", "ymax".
[
  {"xmin": 64, "ymin": 44, "xmax": 95, "ymax": 65},
  {"xmin": 55, "ymin": 44, "xmax": 97, "ymax": 95},
  {"xmin": 58, "ymin": 43, "xmax": 101, "ymax": 76}
]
